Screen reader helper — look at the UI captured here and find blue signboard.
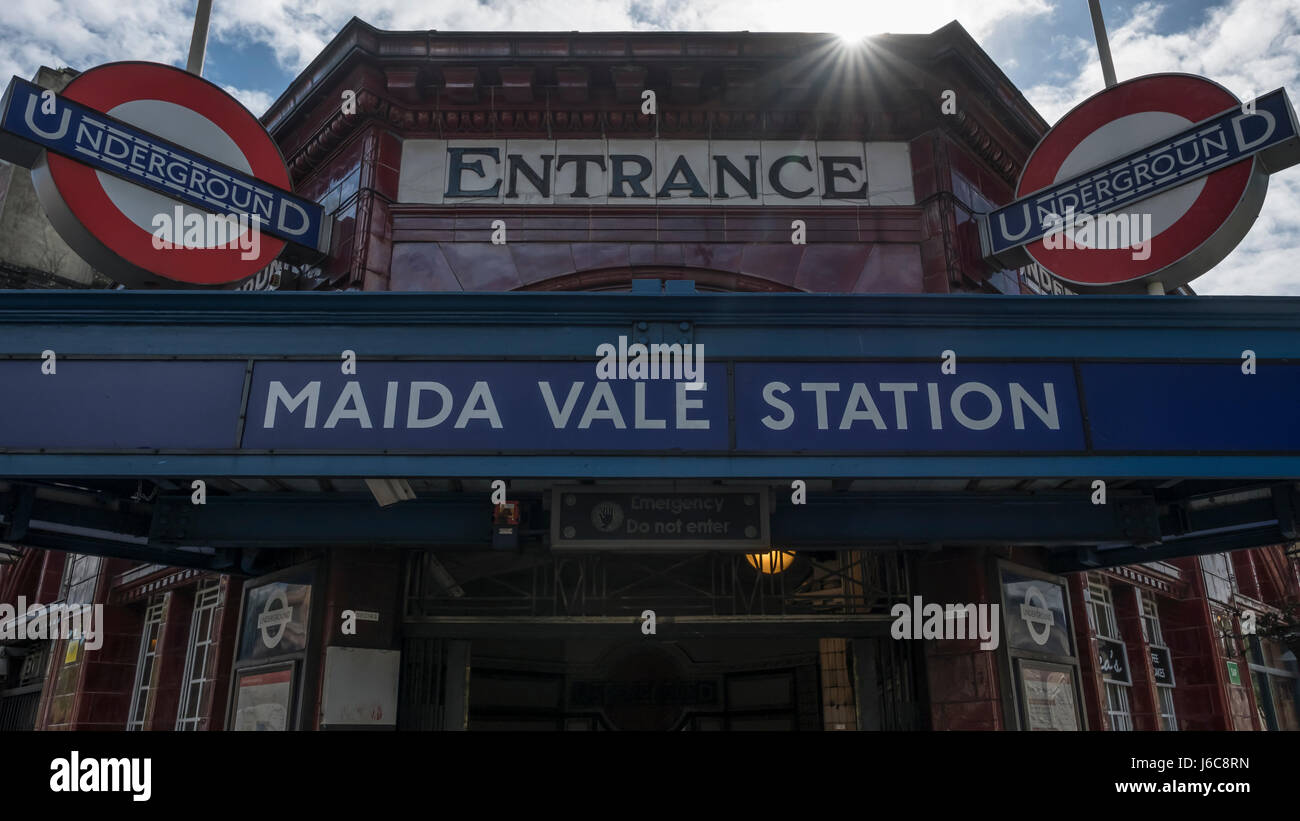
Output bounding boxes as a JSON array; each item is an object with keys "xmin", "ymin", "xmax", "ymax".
[
  {"xmin": 0, "ymin": 360, "xmax": 245, "ymax": 449},
  {"xmin": 0, "ymin": 77, "xmax": 328, "ymax": 253},
  {"xmin": 983, "ymin": 89, "xmax": 1299, "ymax": 256},
  {"xmin": 1080, "ymin": 363, "xmax": 1300, "ymax": 451},
  {"xmin": 1, "ymin": 358, "xmax": 1296, "ymax": 462}
]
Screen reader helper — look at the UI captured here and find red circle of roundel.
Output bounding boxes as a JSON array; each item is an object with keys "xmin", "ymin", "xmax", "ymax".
[
  {"xmin": 46, "ymin": 62, "xmax": 288, "ymax": 285},
  {"xmin": 1018, "ymin": 74, "xmax": 1251, "ymax": 287}
]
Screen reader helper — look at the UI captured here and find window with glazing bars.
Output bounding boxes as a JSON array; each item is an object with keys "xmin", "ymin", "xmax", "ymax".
[
  {"xmin": 126, "ymin": 597, "xmax": 165, "ymax": 731},
  {"xmin": 1200, "ymin": 553, "xmax": 1236, "ymax": 603},
  {"xmin": 1105, "ymin": 682, "xmax": 1134, "ymax": 731},
  {"xmin": 1087, "ymin": 576, "xmax": 1132, "ymax": 731},
  {"xmin": 1086, "ymin": 575, "xmax": 1120, "ymax": 638},
  {"xmin": 58, "ymin": 553, "xmax": 100, "ymax": 606},
  {"xmin": 1139, "ymin": 593, "xmax": 1178, "ymax": 731},
  {"xmin": 176, "ymin": 580, "xmax": 221, "ymax": 730},
  {"xmin": 1156, "ymin": 685, "xmax": 1177, "ymax": 731}
]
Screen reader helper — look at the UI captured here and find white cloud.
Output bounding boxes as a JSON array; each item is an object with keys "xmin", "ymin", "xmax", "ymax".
[
  {"xmin": 0, "ymin": 1, "xmax": 191, "ymax": 86},
  {"xmin": 221, "ymin": 84, "xmax": 275, "ymax": 117},
  {"xmin": 1, "ymin": 0, "xmax": 1056, "ymax": 79}
]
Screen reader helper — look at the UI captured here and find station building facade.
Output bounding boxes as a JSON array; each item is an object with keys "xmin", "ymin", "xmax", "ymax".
[{"xmin": 0, "ymin": 18, "xmax": 1297, "ymax": 731}]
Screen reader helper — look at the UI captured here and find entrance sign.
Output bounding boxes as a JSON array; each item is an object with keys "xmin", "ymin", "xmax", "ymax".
[
  {"xmin": 0, "ymin": 63, "xmax": 329, "ymax": 287},
  {"xmin": 551, "ymin": 487, "xmax": 769, "ymax": 550},
  {"xmin": 979, "ymin": 75, "xmax": 1300, "ymax": 292},
  {"xmin": 398, "ymin": 139, "xmax": 915, "ymax": 205}
]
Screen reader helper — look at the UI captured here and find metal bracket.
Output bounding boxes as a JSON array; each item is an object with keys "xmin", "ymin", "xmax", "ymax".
[
  {"xmin": 1113, "ymin": 496, "xmax": 1161, "ymax": 542},
  {"xmin": 629, "ymin": 318, "xmax": 695, "ymax": 349},
  {"xmin": 1, "ymin": 484, "xmax": 34, "ymax": 541},
  {"xmin": 1272, "ymin": 483, "xmax": 1298, "ymax": 540}
]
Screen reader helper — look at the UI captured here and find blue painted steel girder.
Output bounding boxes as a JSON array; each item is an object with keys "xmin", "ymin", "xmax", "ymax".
[
  {"xmin": 142, "ymin": 490, "xmax": 1160, "ymax": 548},
  {"xmin": 0, "ymin": 290, "xmax": 1298, "ymax": 359},
  {"xmin": 1, "ymin": 454, "xmax": 1298, "ymax": 480}
]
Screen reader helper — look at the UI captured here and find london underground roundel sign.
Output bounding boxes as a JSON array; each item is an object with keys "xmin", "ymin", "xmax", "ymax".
[
  {"xmin": 979, "ymin": 73, "xmax": 1300, "ymax": 292},
  {"xmin": 0, "ymin": 62, "xmax": 329, "ymax": 288}
]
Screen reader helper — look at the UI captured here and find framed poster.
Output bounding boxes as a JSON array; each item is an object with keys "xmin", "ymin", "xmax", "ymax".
[
  {"xmin": 227, "ymin": 562, "xmax": 321, "ymax": 733},
  {"xmin": 999, "ymin": 567, "xmax": 1073, "ymax": 657},
  {"xmin": 1017, "ymin": 658, "xmax": 1081, "ymax": 731},
  {"xmin": 238, "ymin": 572, "xmax": 313, "ymax": 662},
  {"xmin": 232, "ymin": 662, "xmax": 296, "ymax": 731}
]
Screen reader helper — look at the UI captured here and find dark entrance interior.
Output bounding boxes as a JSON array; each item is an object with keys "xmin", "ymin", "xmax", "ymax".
[
  {"xmin": 398, "ymin": 635, "xmax": 921, "ymax": 731},
  {"xmin": 470, "ymin": 638, "xmax": 820, "ymax": 731},
  {"xmin": 396, "ymin": 548, "xmax": 924, "ymax": 730}
]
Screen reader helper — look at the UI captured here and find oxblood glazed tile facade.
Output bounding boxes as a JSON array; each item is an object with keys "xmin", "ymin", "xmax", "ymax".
[{"xmin": 265, "ymin": 21, "xmax": 1041, "ymax": 298}]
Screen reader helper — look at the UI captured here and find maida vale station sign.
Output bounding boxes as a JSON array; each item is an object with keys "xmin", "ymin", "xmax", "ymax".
[{"xmin": 2, "ymin": 358, "xmax": 1298, "ymax": 459}]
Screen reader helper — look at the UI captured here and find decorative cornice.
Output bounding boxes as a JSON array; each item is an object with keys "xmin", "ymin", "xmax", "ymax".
[
  {"xmin": 284, "ymin": 90, "xmax": 893, "ymax": 184},
  {"xmin": 950, "ymin": 108, "xmax": 1022, "ymax": 187},
  {"xmin": 267, "ymin": 20, "xmax": 1030, "ymax": 190},
  {"xmin": 1106, "ymin": 564, "xmax": 1175, "ymax": 594}
]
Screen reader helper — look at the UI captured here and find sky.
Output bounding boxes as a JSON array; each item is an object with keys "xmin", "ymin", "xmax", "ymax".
[{"xmin": 0, "ymin": 0, "xmax": 1297, "ymax": 295}]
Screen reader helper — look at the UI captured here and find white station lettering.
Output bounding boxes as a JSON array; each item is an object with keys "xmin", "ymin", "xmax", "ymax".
[{"xmin": 760, "ymin": 380, "xmax": 1059, "ymax": 432}]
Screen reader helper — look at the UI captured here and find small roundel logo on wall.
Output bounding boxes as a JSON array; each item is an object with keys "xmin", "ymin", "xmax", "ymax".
[
  {"xmin": 980, "ymin": 73, "xmax": 1300, "ymax": 292},
  {"xmin": 0, "ymin": 62, "xmax": 329, "ymax": 288}
]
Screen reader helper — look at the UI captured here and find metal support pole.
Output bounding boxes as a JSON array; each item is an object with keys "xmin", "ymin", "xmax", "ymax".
[
  {"xmin": 1091, "ymin": 1, "xmax": 1156, "ymax": 295},
  {"xmin": 1088, "ymin": 0, "xmax": 1118, "ymax": 89},
  {"xmin": 186, "ymin": 0, "xmax": 213, "ymax": 77}
]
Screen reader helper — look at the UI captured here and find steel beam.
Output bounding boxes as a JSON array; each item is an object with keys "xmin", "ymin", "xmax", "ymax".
[
  {"xmin": 4, "ymin": 453, "xmax": 1300, "ymax": 479},
  {"xmin": 402, "ymin": 614, "xmax": 895, "ymax": 639},
  {"xmin": 771, "ymin": 492, "xmax": 1160, "ymax": 544},
  {"xmin": 1049, "ymin": 524, "xmax": 1288, "ymax": 572},
  {"xmin": 150, "ymin": 493, "xmax": 497, "ymax": 547},
  {"xmin": 8, "ymin": 532, "xmax": 232, "ymax": 572},
  {"xmin": 2, "ymin": 291, "xmax": 1300, "ymax": 360},
  {"xmin": 145, "ymin": 491, "xmax": 1167, "ymax": 548}
]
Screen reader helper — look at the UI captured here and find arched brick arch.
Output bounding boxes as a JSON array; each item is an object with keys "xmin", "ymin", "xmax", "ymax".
[
  {"xmin": 388, "ymin": 236, "xmax": 925, "ymax": 293},
  {"xmin": 520, "ymin": 267, "xmax": 803, "ymax": 293}
]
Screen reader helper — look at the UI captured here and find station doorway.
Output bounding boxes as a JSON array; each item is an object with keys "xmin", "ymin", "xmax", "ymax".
[{"xmin": 397, "ymin": 549, "xmax": 924, "ymax": 730}]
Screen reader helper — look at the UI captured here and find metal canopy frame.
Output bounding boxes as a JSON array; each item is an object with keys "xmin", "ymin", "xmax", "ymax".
[
  {"xmin": 0, "ymin": 290, "xmax": 1297, "ymax": 569},
  {"xmin": 402, "ymin": 548, "xmax": 911, "ymax": 638},
  {"xmin": 0, "ymin": 290, "xmax": 1298, "ymax": 478},
  {"xmin": 2, "ymin": 479, "xmax": 1295, "ymax": 574}
]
